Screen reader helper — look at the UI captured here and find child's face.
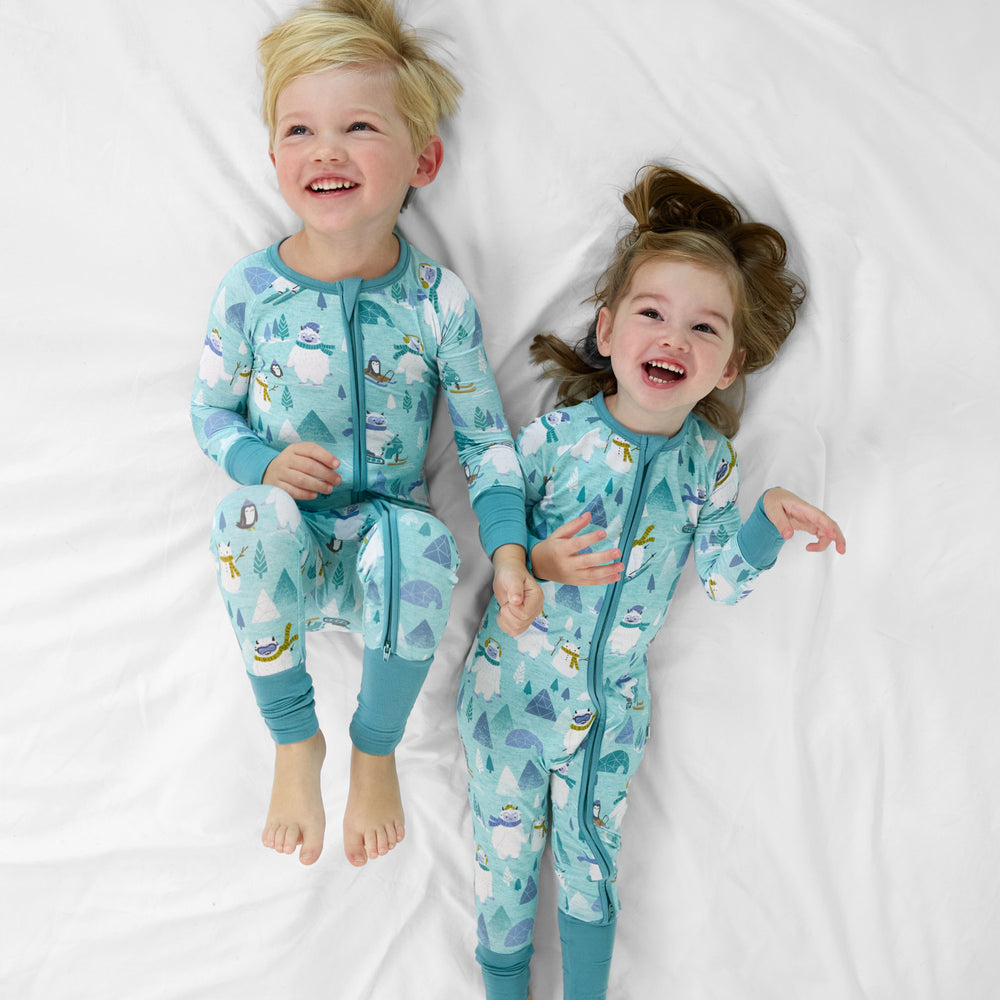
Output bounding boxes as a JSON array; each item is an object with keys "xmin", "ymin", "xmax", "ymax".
[
  {"xmin": 270, "ymin": 66, "xmax": 441, "ymax": 244},
  {"xmin": 596, "ymin": 259, "xmax": 739, "ymax": 437}
]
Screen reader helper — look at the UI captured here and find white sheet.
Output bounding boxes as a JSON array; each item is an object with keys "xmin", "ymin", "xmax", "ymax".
[{"xmin": 4, "ymin": 1, "xmax": 999, "ymax": 997}]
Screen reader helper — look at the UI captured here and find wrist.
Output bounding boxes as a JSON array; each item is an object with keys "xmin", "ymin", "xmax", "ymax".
[{"xmin": 492, "ymin": 543, "xmax": 527, "ymax": 569}]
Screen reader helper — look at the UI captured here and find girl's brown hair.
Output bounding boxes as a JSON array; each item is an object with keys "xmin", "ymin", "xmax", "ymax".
[{"xmin": 531, "ymin": 165, "xmax": 805, "ymax": 437}]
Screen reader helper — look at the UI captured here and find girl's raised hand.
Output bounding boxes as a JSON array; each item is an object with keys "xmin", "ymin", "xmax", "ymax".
[
  {"xmin": 762, "ymin": 488, "xmax": 846, "ymax": 554},
  {"xmin": 263, "ymin": 442, "xmax": 341, "ymax": 500},
  {"xmin": 530, "ymin": 512, "xmax": 624, "ymax": 586}
]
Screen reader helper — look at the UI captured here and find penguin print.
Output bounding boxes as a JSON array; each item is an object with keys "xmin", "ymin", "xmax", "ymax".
[{"xmin": 236, "ymin": 500, "xmax": 258, "ymax": 530}]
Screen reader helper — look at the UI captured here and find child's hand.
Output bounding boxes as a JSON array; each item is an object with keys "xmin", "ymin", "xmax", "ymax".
[
  {"xmin": 762, "ymin": 488, "xmax": 846, "ymax": 554},
  {"xmin": 530, "ymin": 512, "xmax": 624, "ymax": 586},
  {"xmin": 492, "ymin": 544, "xmax": 545, "ymax": 637},
  {"xmin": 263, "ymin": 442, "xmax": 341, "ymax": 500}
]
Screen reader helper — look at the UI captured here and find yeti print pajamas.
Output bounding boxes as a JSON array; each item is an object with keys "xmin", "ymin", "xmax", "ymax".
[
  {"xmin": 457, "ymin": 393, "xmax": 785, "ymax": 956},
  {"xmin": 193, "ymin": 236, "xmax": 527, "ymax": 752}
]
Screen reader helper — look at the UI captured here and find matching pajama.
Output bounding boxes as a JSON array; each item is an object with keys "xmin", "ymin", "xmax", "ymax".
[
  {"xmin": 192, "ymin": 236, "xmax": 526, "ymax": 750},
  {"xmin": 457, "ymin": 394, "xmax": 785, "ymax": 999}
]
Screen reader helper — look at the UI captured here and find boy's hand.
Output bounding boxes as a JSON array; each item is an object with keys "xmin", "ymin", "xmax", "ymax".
[
  {"xmin": 263, "ymin": 442, "xmax": 341, "ymax": 500},
  {"xmin": 762, "ymin": 488, "xmax": 847, "ymax": 554},
  {"xmin": 492, "ymin": 544, "xmax": 544, "ymax": 637},
  {"xmin": 530, "ymin": 512, "xmax": 624, "ymax": 586}
]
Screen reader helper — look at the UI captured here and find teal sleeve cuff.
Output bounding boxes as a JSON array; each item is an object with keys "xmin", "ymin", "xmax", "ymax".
[
  {"xmin": 225, "ymin": 437, "xmax": 278, "ymax": 486},
  {"xmin": 472, "ymin": 487, "xmax": 528, "ymax": 556},
  {"xmin": 736, "ymin": 493, "xmax": 786, "ymax": 570}
]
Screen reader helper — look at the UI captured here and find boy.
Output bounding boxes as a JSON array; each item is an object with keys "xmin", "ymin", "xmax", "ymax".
[{"xmin": 192, "ymin": 0, "xmax": 541, "ymax": 868}]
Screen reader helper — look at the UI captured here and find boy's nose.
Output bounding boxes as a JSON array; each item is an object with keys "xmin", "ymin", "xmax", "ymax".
[{"xmin": 312, "ymin": 134, "xmax": 346, "ymax": 161}]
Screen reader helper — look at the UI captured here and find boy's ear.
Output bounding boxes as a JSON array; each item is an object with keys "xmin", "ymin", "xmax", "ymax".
[{"xmin": 410, "ymin": 135, "xmax": 444, "ymax": 188}]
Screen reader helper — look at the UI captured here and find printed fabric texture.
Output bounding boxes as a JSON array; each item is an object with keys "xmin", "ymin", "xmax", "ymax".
[{"xmin": 458, "ymin": 394, "xmax": 771, "ymax": 953}]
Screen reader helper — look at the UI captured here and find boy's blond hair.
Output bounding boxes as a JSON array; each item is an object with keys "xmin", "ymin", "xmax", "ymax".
[{"xmin": 259, "ymin": 0, "xmax": 461, "ymax": 153}]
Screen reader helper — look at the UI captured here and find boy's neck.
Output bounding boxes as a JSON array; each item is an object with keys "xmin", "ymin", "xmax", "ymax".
[{"xmin": 278, "ymin": 228, "xmax": 401, "ymax": 283}]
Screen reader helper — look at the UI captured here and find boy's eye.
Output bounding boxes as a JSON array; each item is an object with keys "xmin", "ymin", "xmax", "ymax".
[
  {"xmin": 286, "ymin": 125, "xmax": 309, "ymax": 136},
  {"xmin": 349, "ymin": 121, "xmax": 374, "ymax": 132}
]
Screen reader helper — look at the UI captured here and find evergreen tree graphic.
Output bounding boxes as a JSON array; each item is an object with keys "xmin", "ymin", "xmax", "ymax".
[{"xmin": 254, "ymin": 541, "xmax": 268, "ymax": 579}]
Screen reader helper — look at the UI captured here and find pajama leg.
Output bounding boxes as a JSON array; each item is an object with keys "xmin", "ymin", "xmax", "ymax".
[
  {"xmin": 211, "ymin": 485, "xmax": 331, "ymax": 744},
  {"xmin": 559, "ymin": 910, "xmax": 616, "ymax": 1000},
  {"xmin": 351, "ymin": 501, "xmax": 460, "ymax": 754}
]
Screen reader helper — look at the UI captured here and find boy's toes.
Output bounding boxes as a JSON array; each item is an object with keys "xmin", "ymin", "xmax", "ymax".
[{"xmin": 344, "ymin": 828, "xmax": 368, "ymax": 867}]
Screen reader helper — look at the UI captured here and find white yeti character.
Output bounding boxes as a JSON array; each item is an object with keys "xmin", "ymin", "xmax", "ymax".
[
  {"xmin": 609, "ymin": 605, "xmax": 647, "ymax": 654},
  {"xmin": 563, "ymin": 706, "xmax": 596, "ymax": 755},
  {"xmin": 286, "ymin": 323, "xmax": 330, "ymax": 384},
  {"xmin": 489, "ymin": 804, "xmax": 529, "ymax": 860},
  {"xmin": 199, "ymin": 328, "xmax": 225, "ymax": 387},
  {"xmin": 474, "ymin": 845, "xmax": 494, "ymax": 902},
  {"xmin": 516, "ymin": 614, "xmax": 552, "ymax": 658},
  {"xmin": 471, "ymin": 636, "xmax": 503, "ymax": 701},
  {"xmin": 250, "ymin": 623, "xmax": 297, "ymax": 677}
]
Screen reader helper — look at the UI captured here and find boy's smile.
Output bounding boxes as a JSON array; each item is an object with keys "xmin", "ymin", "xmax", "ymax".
[
  {"xmin": 596, "ymin": 259, "xmax": 740, "ymax": 437},
  {"xmin": 270, "ymin": 66, "xmax": 442, "ymax": 277}
]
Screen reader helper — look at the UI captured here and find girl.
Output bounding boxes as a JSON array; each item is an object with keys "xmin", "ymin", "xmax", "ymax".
[{"xmin": 456, "ymin": 165, "xmax": 846, "ymax": 1000}]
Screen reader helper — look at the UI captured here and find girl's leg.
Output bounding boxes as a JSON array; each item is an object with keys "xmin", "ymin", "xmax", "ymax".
[
  {"xmin": 344, "ymin": 503, "xmax": 460, "ymax": 865},
  {"xmin": 558, "ymin": 911, "xmax": 616, "ymax": 1000},
  {"xmin": 475, "ymin": 943, "xmax": 533, "ymax": 1000},
  {"xmin": 457, "ymin": 635, "xmax": 548, "ymax": 1000}
]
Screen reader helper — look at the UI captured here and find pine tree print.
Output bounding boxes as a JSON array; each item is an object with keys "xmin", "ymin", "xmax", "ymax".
[{"xmin": 254, "ymin": 541, "xmax": 268, "ymax": 579}]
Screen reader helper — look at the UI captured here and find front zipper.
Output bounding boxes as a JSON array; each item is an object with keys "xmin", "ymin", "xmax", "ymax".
[
  {"xmin": 578, "ymin": 433, "xmax": 659, "ymax": 920},
  {"xmin": 340, "ymin": 277, "xmax": 368, "ymax": 503},
  {"xmin": 379, "ymin": 501, "xmax": 400, "ymax": 660}
]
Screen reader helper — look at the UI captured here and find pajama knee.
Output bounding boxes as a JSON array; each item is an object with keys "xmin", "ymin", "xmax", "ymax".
[
  {"xmin": 558, "ymin": 910, "xmax": 617, "ymax": 1000},
  {"xmin": 349, "ymin": 648, "xmax": 433, "ymax": 755},
  {"xmin": 247, "ymin": 664, "xmax": 318, "ymax": 744},
  {"xmin": 476, "ymin": 943, "xmax": 533, "ymax": 1000}
]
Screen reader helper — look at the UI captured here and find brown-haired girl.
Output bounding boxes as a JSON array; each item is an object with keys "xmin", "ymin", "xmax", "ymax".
[{"xmin": 456, "ymin": 165, "xmax": 845, "ymax": 1000}]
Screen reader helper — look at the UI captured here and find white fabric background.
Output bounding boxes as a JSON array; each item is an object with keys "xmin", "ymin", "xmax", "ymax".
[{"xmin": 3, "ymin": 1, "xmax": 998, "ymax": 997}]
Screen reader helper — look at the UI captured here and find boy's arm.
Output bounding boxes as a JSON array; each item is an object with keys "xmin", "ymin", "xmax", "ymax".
[{"xmin": 191, "ymin": 271, "xmax": 277, "ymax": 485}]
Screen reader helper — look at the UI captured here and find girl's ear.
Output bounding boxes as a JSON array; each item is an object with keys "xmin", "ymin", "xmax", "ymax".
[
  {"xmin": 595, "ymin": 307, "xmax": 614, "ymax": 358},
  {"xmin": 716, "ymin": 348, "xmax": 745, "ymax": 390}
]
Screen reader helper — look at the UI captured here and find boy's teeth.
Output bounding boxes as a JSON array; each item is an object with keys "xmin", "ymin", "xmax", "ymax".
[{"xmin": 310, "ymin": 180, "xmax": 356, "ymax": 191}]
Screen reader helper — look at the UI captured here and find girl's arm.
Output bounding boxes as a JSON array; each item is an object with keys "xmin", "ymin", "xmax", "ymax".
[
  {"xmin": 529, "ymin": 512, "xmax": 624, "ymax": 586},
  {"xmin": 762, "ymin": 488, "xmax": 846, "ymax": 553}
]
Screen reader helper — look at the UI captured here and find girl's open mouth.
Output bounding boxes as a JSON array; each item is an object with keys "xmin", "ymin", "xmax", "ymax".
[{"xmin": 645, "ymin": 361, "xmax": 685, "ymax": 384}]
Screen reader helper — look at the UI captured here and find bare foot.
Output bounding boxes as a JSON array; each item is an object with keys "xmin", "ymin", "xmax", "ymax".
[
  {"xmin": 261, "ymin": 730, "xmax": 327, "ymax": 865},
  {"xmin": 342, "ymin": 745, "xmax": 405, "ymax": 866}
]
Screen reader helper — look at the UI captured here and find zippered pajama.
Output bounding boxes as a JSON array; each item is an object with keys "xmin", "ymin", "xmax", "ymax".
[
  {"xmin": 193, "ymin": 237, "xmax": 526, "ymax": 751},
  {"xmin": 457, "ymin": 395, "xmax": 784, "ymax": 998}
]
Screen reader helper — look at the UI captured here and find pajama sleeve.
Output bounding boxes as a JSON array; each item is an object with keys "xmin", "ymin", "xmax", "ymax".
[
  {"xmin": 692, "ymin": 447, "xmax": 785, "ymax": 605},
  {"xmin": 191, "ymin": 264, "xmax": 276, "ymax": 485},
  {"xmin": 431, "ymin": 268, "xmax": 528, "ymax": 555}
]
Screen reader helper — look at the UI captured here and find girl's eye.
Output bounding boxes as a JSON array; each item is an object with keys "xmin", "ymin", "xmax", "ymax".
[
  {"xmin": 694, "ymin": 323, "xmax": 717, "ymax": 335},
  {"xmin": 640, "ymin": 309, "xmax": 662, "ymax": 320}
]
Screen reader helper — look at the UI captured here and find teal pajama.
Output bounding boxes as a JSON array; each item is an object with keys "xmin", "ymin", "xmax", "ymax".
[
  {"xmin": 458, "ymin": 395, "xmax": 785, "ymax": 998},
  {"xmin": 193, "ymin": 236, "xmax": 527, "ymax": 751}
]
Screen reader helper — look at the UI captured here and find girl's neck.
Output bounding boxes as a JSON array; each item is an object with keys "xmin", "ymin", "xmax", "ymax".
[{"xmin": 278, "ymin": 227, "xmax": 401, "ymax": 283}]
